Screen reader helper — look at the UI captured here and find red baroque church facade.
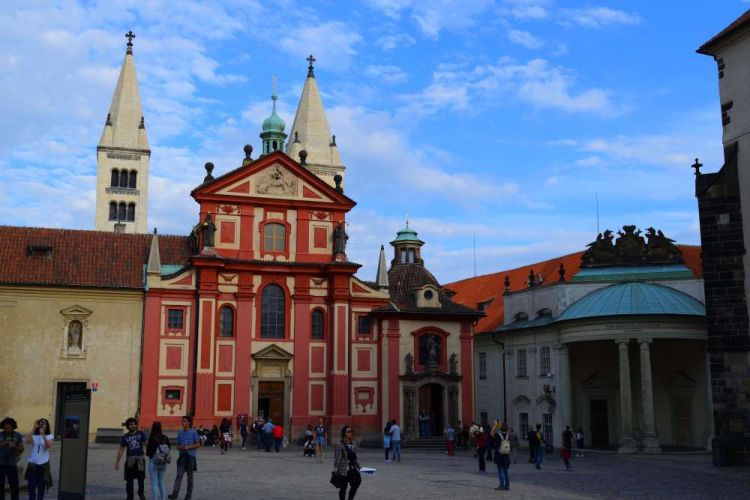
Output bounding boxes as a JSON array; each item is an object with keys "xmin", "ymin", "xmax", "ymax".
[
  {"xmin": 94, "ymin": 52, "xmax": 484, "ymax": 439},
  {"xmin": 138, "ymin": 151, "xmax": 480, "ymax": 438}
]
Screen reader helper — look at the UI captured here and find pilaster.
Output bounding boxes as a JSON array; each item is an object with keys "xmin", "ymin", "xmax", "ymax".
[{"xmin": 616, "ymin": 339, "xmax": 637, "ymax": 453}]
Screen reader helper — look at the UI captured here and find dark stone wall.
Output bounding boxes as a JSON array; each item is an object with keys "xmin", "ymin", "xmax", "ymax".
[{"xmin": 695, "ymin": 143, "xmax": 750, "ymax": 464}]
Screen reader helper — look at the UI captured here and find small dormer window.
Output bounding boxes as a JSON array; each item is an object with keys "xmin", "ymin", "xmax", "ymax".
[
  {"xmin": 27, "ymin": 244, "xmax": 52, "ymax": 259},
  {"xmin": 416, "ymin": 285, "xmax": 440, "ymax": 308},
  {"xmin": 423, "ymin": 289, "xmax": 434, "ymax": 300}
]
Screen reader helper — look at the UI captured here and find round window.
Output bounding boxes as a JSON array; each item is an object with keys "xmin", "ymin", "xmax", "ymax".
[{"xmin": 423, "ymin": 289, "xmax": 434, "ymax": 300}]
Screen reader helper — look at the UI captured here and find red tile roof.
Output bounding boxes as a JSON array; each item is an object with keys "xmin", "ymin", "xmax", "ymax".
[
  {"xmin": 698, "ymin": 8, "xmax": 750, "ymax": 55},
  {"xmin": 444, "ymin": 245, "xmax": 702, "ymax": 335},
  {"xmin": 0, "ymin": 226, "xmax": 193, "ymax": 289}
]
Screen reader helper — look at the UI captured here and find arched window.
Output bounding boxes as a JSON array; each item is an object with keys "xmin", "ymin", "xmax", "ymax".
[
  {"xmin": 219, "ymin": 306, "xmax": 234, "ymax": 337},
  {"xmin": 108, "ymin": 202, "xmax": 117, "ymax": 220},
  {"xmin": 127, "ymin": 203, "xmax": 136, "ymax": 222},
  {"xmin": 261, "ymin": 284, "xmax": 285, "ymax": 338},
  {"xmin": 128, "ymin": 170, "xmax": 137, "ymax": 189},
  {"xmin": 119, "ymin": 169, "xmax": 128, "ymax": 188},
  {"xmin": 263, "ymin": 223, "xmax": 286, "ymax": 252},
  {"xmin": 118, "ymin": 202, "xmax": 127, "ymax": 221},
  {"xmin": 111, "ymin": 170, "xmax": 119, "ymax": 187},
  {"xmin": 311, "ymin": 309, "xmax": 324, "ymax": 339}
]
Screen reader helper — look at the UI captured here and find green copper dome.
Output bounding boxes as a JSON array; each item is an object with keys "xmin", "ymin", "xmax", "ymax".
[
  {"xmin": 391, "ymin": 222, "xmax": 424, "ymax": 244},
  {"xmin": 262, "ymin": 95, "xmax": 285, "ymax": 132}
]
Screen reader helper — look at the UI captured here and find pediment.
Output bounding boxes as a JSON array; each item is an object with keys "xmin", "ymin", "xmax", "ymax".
[
  {"xmin": 350, "ymin": 277, "xmax": 390, "ymax": 299},
  {"xmin": 193, "ymin": 152, "xmax": 354, "ymax": 208},
  {"xmin": 513, "ymin": 395, "xmax": 531, "ymax": 405},
  {"xmin": 251, "ymin": 344, "xmax": 293, "ymax": 361},
  {"xmin": 60, "ymin": 305, "xmax": 93, "ymax": 317}
]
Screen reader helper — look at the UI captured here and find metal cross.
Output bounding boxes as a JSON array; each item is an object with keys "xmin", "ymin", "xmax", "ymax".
[
  {"xmin": 125, "ymin": 30, "xmax": 136, "ymax": 47},
  {"xmin": 307, "ymin": 54, "xmax": 316, "ymax": 69},
  {"xmin": 691, "ymin": 158, "xmax": 702, "ymax": 176}
]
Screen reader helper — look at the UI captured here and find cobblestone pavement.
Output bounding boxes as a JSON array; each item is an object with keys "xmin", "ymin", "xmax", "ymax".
[{"xmin": 27, "ymin": 444, "xmax": 750, "ymax": 499}]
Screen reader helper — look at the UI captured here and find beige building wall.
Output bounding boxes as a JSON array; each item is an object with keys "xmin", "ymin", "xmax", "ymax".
[{"xmin": 0, "ymin": 286, "xmax": 143, "ymax": 439}]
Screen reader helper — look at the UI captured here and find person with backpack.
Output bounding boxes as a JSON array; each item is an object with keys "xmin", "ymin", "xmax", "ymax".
[
  {"xmin": 219, "ymin": 418, "xmax": 232, "ymax": 455},
  {"xmin": 0, "ymin": 417, "xmax": 25, "ymax": 500},
  {"xmin": 115, "ymin": 417, "xmax": 147, "ymax": 500},
  {"xmin": 493, "ymin": 423, "xmax": 511, "ymax": 491},
  {"xmin": 146, "ymin": 421, "xmax": 171, "ymax": 500},
  {"xmin": 168, "ymin": 415, "xmax": 200, "ymax": 500},
  {"xmin": 332, "ymin": 426, "xmax": 361, "ymax": 500}
]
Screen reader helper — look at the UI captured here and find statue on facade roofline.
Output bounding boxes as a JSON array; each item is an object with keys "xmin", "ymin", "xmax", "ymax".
[
  {"xmin": 404, "ymin": 353, "xmax": 414, "ymax": 374},
  {"xmin": 333, "ymin": 222, "xmax": 348, "ymax": 256},
  {"xmin": 449, "ymin": 353, "xmax": 458, "ymax": 375},
  {"xmin": 581, "ymin": 225, "xmax": 683, "ymax": 267},
  {"xmin": 202, "ymin": 212, "xmax": 217, "ymax": 249}
]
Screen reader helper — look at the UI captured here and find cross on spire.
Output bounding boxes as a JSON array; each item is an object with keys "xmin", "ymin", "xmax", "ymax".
[
  {"xmin": 307, "ymin": 54, "xmax": 316, "ymax": 77},
  {"xmin": 691, "ymin": 158, "xmax": 702, "ymax": 176},
  {"xmin": 125, "ymin": 30, "xmax": 136, "ymax": 54}
]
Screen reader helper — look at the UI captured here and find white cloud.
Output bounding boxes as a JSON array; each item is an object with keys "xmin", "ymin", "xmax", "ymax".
[
  {"xmin": 375, "ymin": 33, "xmax": 417, "ymax": 50},
  {"xmin": 365, "ymin": 65, "xmax": 409, "ymax": 84},
  {"xmin": 402, "ymin": 58, "xmax": 620, "ymax": 117},
  {"xmin": 279, "ymin": 21, "xmax": 363, "ymax": 71},
  {"xmin": 508, "ymin": 29, "xmax": 544, "ymax": 49},
  {"xmin": 561, "ymin": 7, "xmax": 641, "ymax": 28},
  {"xmin": 366, "ymin": 0, "xmax": 495, "ymax": 38}
]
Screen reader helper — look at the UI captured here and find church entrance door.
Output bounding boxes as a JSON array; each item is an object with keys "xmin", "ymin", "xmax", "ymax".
[
  {"xmin": 419, "ymin": 383, "xmax": 444, "ymax": 436},
  {"xmin": 258, "ymin": 381, "xmax": 284, "ymax": 424},
  {"xmin": 590, "ymin": 399, "xmax": 609, "ymax": 447}
]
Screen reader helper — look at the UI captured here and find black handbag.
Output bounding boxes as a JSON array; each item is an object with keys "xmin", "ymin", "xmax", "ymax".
[{"xmin": 330, "ymin": 472, "xmax": 346, "ymax": 488}]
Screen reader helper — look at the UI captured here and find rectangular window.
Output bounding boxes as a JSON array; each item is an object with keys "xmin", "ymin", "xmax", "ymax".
[
  {"xmin": 480, "ymin": 412, "xmax": 488, "ymax": 428},
  {"xmin": 519, "ymin": 413, "xmax": 529, "ymax": 440},
  {"xmin": 517, "ymin": 348, "xmax": 527, "ymax": 377},
  {"xmin": 540, "ymin": 346, "xmax": 551, "ymax": 376},
  {"xmin": 165, "ymin": 389, "xmax": 181, "ymax": 400},
  {"xmin": 479, "ymin": 352, "xmax": 487, "ymax": 379},
  {"xmin": 542, "ymin": 413, "xmax": 553, "ymax": 447},
  {"xmin": 167, "ymin": 309, "xmax": 184, "ymax": 330},
  {"xmin": 263, "ymin": 223, "xmax": 286, "ymax": 252},
  {"xmin": 357, "ymin": 316, "xmax": 371, "ymax": 335}
]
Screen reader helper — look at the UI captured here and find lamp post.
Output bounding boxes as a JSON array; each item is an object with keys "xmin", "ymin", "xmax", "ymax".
[{"xmin": 491, "ymin": 332, "xmax": 508, "ymax": 424}]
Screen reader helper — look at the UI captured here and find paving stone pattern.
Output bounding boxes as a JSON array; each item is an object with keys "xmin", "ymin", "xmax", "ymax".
[{"xmin": 31, "ymin": 445, "xmax": 750, "ymax": 499}]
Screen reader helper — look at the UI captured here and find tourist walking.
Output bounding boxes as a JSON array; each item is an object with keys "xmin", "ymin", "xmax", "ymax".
[
  {"xmin": 253, "ymin": 417, "xmax": 264, "ymax": 449},
  {"xmin": 469, "ymin": 422, "xmax": 479, "ymax": 456},
  {"xmin": 272, "ymin": 422, "xmax": 284, "ymax": 452},
  {"xmin": 561, "ymin": 426, "xmax": 573, "ymax": 469},
  {"xmin": 168, "ymin": 415, "xmax": 200, "ymax": 500},
  {"xmin": 314, "ymin": 417, "xmax": 328, "ymax": 463},
  {"xmin": 493, "ymin": 423, "xmax": 511, "ymax": 491},
  {"xmin": 444, "ymin": 423, "xmax": 456, "ymax": 456},
  {"xmin": 575, "ymin": 427, "xmax": 585, "ymax": 457},
  {"xmin": 25, "ymin": 418, "xmax": 53, "ymax": 500},
  {"xmin": 219, "ymin": 417, "xmax": 232, "ymax": 454},
  {"xmin": 476, "ymin": 427, "xmax": 488, "ymax": 473},
  {"xmin": 0, "ymin": 417, "xmax": 24, "ymax": 500},
  {"xmin": 389, "ymin": 420, "xmax": 401, "ymax": 463},
  {"xmin": 508, "ymin": 426, "xmax": 520, "ymax": 464},
  {"xmin": 418, "ymin": 410, "xmax": 429, "ymax": 437},
  {"xmin": 262, "ymin": 418, "xmax": 274, "ymax": 452},
  {"xmin": 526, "ymin": 426, "xmax": 537, "ymax": 463},
  {"xmin": 533, "ymin": 424, "xmax": 546, "ymax": 469},
  {"xmin": 146, "ymin": 421, "xmax": 171, "ymax": 500},
  {"xmin": 115, "ymin": 417, "xmax": 147, "ymax": 500},
  {"xmin": 332, "ymin": 426, "xmax": 362, "ymax": 500},
  {"xmin": 383, "ymin": 421, "xmax": 392, "ymax": 462},
  {"xmin": 239, "ymin": 416, "xmax": 248, "ymax": 450}
]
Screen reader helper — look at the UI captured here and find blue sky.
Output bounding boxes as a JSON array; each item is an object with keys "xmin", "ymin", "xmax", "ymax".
[{"xmin": 1, "ymin": 1, "xmax": 747, "ymax": 283}]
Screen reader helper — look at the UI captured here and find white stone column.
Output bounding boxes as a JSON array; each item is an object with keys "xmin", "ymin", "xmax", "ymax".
[
  {"xmin": 616, "ymin": 339, "xmax": 637, "ymax": 453},
  {"xmin": 559, "ymin": 344, "xmax": 573, "ymax": 428},
  {"xmin": 639, "ymin": 339, "xmax": 661, "ymax": 453}
]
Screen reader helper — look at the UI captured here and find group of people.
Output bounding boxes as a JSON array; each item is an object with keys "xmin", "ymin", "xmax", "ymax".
[
  {"xmin": 302, "ymin": 418, "xmax": 329, "ymax": 462},
  {"xmin": 0, "ymin": 416, "xmax": 53, "ymax": 500}
]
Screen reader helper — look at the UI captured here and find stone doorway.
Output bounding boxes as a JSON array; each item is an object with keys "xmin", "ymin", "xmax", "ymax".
[
  {"xmin": 590, "ymin": 399, "xmax": 609, "ymax": 447},
  {"xmin": 258, "ymin": 381, "xmax": 284, "ymax": 424},
  {"xmin": 418, "ymin": 383, "xmax": 444, "ymax": 436}
]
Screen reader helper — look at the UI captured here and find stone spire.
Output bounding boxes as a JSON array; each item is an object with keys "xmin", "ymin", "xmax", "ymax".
[
  {"xmin": 376, "ymin": 245, "xmax": 389, "ymax": 291},
  {"xmin": 94, "ymin": 31, "xmax": 151, "ymax": 234},
  {"xmin": 98, "ymin": 32, "xmax": 149, "ymax": 150},
  {"xmin": 286, "ymin": 55, "xmax": 345, "ymax": 188},
  {"xmin": 147, "ymin": 228, "xmax": 161, "ymax": 275}
]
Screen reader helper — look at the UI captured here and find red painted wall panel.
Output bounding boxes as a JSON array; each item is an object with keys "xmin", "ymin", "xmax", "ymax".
[
  {"xmin": 310, "ymin": 384, "xmax": 324, "ymax": 412},
  {"xmin": 218, "ymin": 344, "xmax": 233, "ymax": 372},
  {"xmin": 217, "ymin": 383, "xmax": 232, "ymax": 412},
  {"xmin": 166, "ymin": 346, "xmax": 182, "ymax": 370},
  {"xmin": 311, "ymin": 346, "xmax": 325, "ymax": 374},
  {"xmin": 313, "ymin": 227, "xmax": 327, "ymax": 248},
  {"xmin": 357, "ymin": 348, "xmax": 370, "ymax": 372}
]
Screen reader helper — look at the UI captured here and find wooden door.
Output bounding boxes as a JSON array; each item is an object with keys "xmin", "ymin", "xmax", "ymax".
[{"xmin": 590, "ymin": 399, "xmax": 609, "ymax": 447}]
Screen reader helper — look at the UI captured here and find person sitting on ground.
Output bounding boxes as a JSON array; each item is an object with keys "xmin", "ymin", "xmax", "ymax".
[{"xmin": 303, "ymin": 436, "xmax": 316, "ymax": 457}]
